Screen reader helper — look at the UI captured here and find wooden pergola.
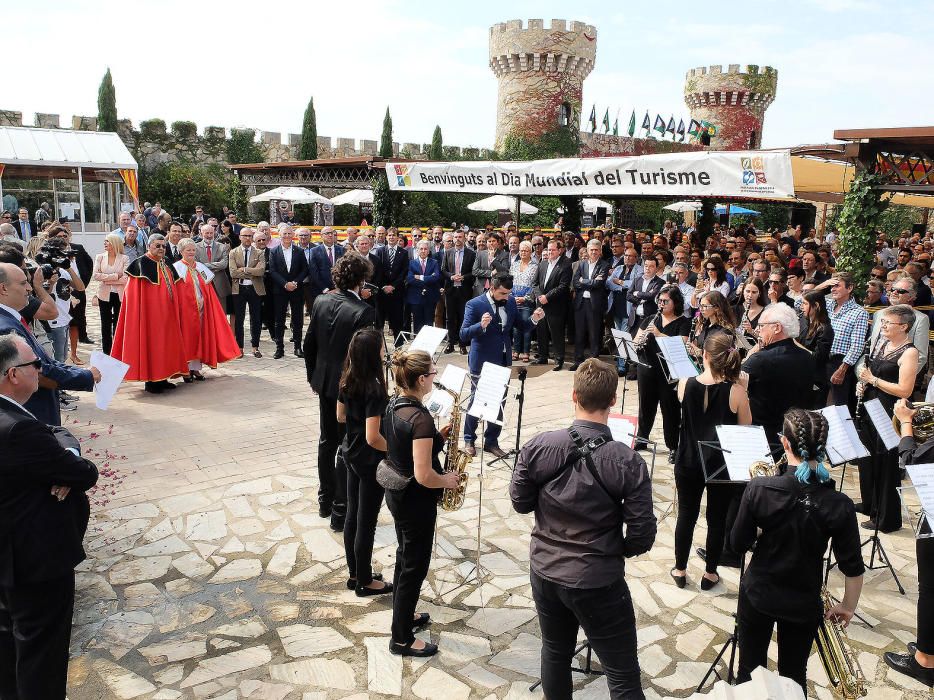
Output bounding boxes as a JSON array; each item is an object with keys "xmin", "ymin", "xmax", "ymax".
[{"xmin": 833, "ymin": 126, "xmax": 934, "ymax": 196}]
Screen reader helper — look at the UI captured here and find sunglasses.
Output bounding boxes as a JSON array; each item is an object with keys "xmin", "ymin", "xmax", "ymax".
[
  {"xmin": 889, "ymin": 288, "xmax": 910, "ymax": 295},
  {"xmin": 10, "ymin": 359, "xmax": 42, "ymax": 371}
]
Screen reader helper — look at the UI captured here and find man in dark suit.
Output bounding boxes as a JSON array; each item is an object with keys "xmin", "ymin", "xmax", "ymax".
[
  {"xmin": 442, "ymin": 229, "xmax": 476, "ymax": 354},
  {"xmin": 304, "ymin": 254, "xmax": 376, "ymax": 530},
  {"xmin": 570, "ymin": 239, "xmax": 610, "ymax": 370},
  {"xmin": 163, "ymin": 221, "xmax": 184, "ymax": 265},
  {"xmin": 0, "ymin": 263, "xmax": 98, "ymax": 425},
  {"xmin": 11, "ymin": 208, "xmax": 33, "ymax": 242},
  {"xmin": 189, "ymin": 205, "xmax": 208, "ymax": 236},
  {"xmin": 353, "ymin": 234, "xmax": 381, "ymax": 310},
  {"xmin": 0, "ymin": 332, "xmax": 98, "ymax": 699},
  {"xmin": 460, "ymin": 275, "xmax": 543, "ymax": 457},
  {"xmin": 268, "ymin": 225, "xmax": 310, "ymax": 359},
  {"xmin": 534, "ymin": 238, "xmax": 572, "ymax": 370},
  {"xmin": 374, "ymin": 228, "xmax": 408, "ymax": 346},
  {"xmin": 308, "ymin": 226, "xmax": 345, "ymax": 300},
  {"xmin": 296, "ymin": 229, "xmax": 318, "ymax": 314},
  {"xmin": 472, "ymin": 232, "xmax": 509, "ymax": 297},
  {"xmin": 626, "ymin": 257, "xmax": 665, "ymax": 335}
]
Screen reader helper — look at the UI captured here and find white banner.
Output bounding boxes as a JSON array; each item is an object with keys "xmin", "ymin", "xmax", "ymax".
[{"xmin": 386, "ymin": 150, "xmax": 795, "ymax": 200}]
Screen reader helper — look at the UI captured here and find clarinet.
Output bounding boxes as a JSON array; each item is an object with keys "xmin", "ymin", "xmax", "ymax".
[
  {"xmin": 634, "ymin": 309, "xmax": 663, "ymax": 352},
  {"xmin": 854, "ymin": 331, "xmax": 875, "ymax": 420}
]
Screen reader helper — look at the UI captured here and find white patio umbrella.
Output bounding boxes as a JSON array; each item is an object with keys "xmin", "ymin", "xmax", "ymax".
[
  {"xmin": 557, "ymin": 197, "xmax": 616, "ymax": 214},
  {"xmin": 467, "ymin": 194, "xmax": 539, "ymax": 214},
  {"xmin": 330, "ymin": 189, "xmax": 374, "ymax": 206},
  {"xmin": 249, "ymin": 186, "xmax": 332, "ymax": 205},
  {"xmin": 662, "ymin": 200, "xmax": 702, "ymax": 212}
]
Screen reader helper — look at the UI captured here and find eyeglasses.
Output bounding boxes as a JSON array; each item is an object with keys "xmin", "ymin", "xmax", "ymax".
[
  {"xmin": 880, "ymin": 318, "xmax": 908, "ymax": 327},
  {"xmin": 889, "ymin": 288, "xmax": 910, "ymax": 295},
  {"xmin": 768, "ymin": 280, "xmax": 783, "ymax": 286},
  {"xmin": 422, "ymin": 371, "xmax": 438, "ymax": 378},
  {"xmin": 151, "ymin": 243, "xmax": 165, "ymax": 248},
  {"xmin": 705, "ymin": 266, "xmax": 717, "ymax": 271},
  {"xmin": 870, "ymin": 273, "xmax": 885, "ymax": 279},
  {"xmin": 9, "ymin": 359, "xmax": 42, "ymax": 371},
  {"xmin": 658, "ymin": 298, "xmax": 672, "ymax": 305},
  {"xmin": 699, "ymin": 304, "xmax": 714, "ymax": 310}
]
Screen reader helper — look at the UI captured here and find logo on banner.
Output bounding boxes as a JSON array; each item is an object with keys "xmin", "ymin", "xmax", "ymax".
[
  {"xmin": 740, "ymin": 157, "xmax": 767, "ymax": 187},
  {"xmin": 393, "ymin": 164, "xmax": 412, "ymax": 187}
]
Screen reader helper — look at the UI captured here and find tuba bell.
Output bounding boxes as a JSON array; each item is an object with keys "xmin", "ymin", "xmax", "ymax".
[{"xmin": 892, "ymin": 402, "xmax": 934, "ymax": 443}]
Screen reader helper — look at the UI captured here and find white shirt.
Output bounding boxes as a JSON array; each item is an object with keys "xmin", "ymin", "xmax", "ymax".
[
  {"xmin": 49, "ymin": 270, "xmax": 72, "ymax": 329},
  {"xmin": 0, "ymin": 393, "xmax": 35, "ymax": 418},
  {"xmin": 0, "ymin": 302, "xmax": 25, "ymax": 322},
  {"xmin": 281, "ymin": 244, "xmax": 293, "ymax": 272},
  {"xmin": 240, "ymin": 246, "xmax": 253, "ymax": 285},
  {"xmin": 486, "ymin": 292, "xmax": 507, "ymax": 327}
]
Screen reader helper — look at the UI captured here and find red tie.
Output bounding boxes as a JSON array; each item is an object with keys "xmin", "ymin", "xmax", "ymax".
[
  {"xmin": 421, "ymin": 260, "xmax": 426, "ymax": 275},
  {"xmin": 20, "ymin": 316, "xmax": 30, "ymax": 332},
  {"xmin": 207, "ymin": 246, "xmax": 212, "ymax": 262},
  {"xmin": 328, "ymin": 247, "xmax": 334, "ymax": 266}
]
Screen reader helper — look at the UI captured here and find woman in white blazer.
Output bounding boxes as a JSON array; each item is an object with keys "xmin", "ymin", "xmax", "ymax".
[{"xmin": 93, "ymin": 233, "xmax": 129, "ymax": 355}]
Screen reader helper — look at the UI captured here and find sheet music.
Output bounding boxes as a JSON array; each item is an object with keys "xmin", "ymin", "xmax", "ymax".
[
  {"xmin": 716, "ymin": 425, "xmax": 772, "ymax": 481},
  {"xmin": 425, "ymin": 388, "xmax": 454, "ymax": 418},
  {"xmin": 610, "ymin": 329, "xmax": 640, "ymax": 363},
  {"xmin": 467, "ymin": 362, "xmax": 510, "ymax": 424},
  {"xmin": 818, "ymin": 404, "xmax": 870, "ymax": 464},
  {"xmin": 89, "ymin": 351, "xmax": 130, "ymax": 410},
  {"xmin": 656, "ymin": 336, "xmax": 699, "ymax": 379},
  {"xmin": 863, "ymin": 398, "xmax": 901, "ymax": 451},
  {"xmin": 408, "ymin": 325, "xmax": 448, "ymax": 356},
  {"xmin": 438, "ymin": 365, "xmax": 468, "ymax": 394},
  {"xmin": 607, "ymin": 413, "xmax": 638, "ymax": 448},
  {"xmin": 906, "ymin": 464, "xmax": 934, "ymax": 527}
]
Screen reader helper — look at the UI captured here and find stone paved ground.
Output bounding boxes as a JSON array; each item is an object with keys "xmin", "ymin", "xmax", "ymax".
[{"xmin": 62, "ymin": 310, "xmax": 930, "ymax": 700}]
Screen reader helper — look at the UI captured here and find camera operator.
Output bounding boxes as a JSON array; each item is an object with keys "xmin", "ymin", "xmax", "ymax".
[
  {"xmin": 34, "ymin": 237, "xmax": 83, "ymax": 364},
  {"xmin": 0, "ymin": 241, "xmax": 59, "ymax": 325}
]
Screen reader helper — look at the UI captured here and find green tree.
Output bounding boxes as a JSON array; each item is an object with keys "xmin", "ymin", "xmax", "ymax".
[
  {"xmin": 226, "ymin": 128, "xmax": 265, "ymax": 164},
  {"xmin": 379, "ymin": 107, "xmax": 394, "ymax": 158},
  {"xmin": 97, "ymin": 68, "xmax": 118, "ymax": 132},
  {"xmin": 429, "ymin": 126, "xmax": 443, "ymax": 160},
  {"xmin": 372, "ymin": 172, "xmax": 393, "ymax": 227},
  {"xmin": 299, "ymin": 97, "xmax": 318, "ymax": 160},
  {"xmin": 140, "ymin": 162, "xmax": 244, "ymax": 219},
  {"xmin": 836, "ymin": 170, "xmax": 891, "ymax": 294}
]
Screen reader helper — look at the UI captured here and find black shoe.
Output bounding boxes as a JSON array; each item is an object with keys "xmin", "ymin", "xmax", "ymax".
[
  {"xmin": 319, "ymin": 504, "xmax": 332, "ymax": 519},
  {"xmin": 356, "ymin": 581, "xmax": 393, "ymax": 597},
  {"xmin": 161, "ymin": 380, "xmax": 177, "ymax": 390},
  {"xmin": 182, "ymin": 375, "xmax": 193, "ymax": 384},
  {"xmin": 190, "ymin": 371, "xmax": 205, "ymax": 381},
  {"xmin": 853, "ymin": 502, "xmax": 866, "ymax": 515},
  {"xmin": 459, "ymin": 346, "xmax": 467, "ymax": 355},
  {"xmin": 617, "ymin": 368, "xmax": 626, "ymax": 377},
  {"xmin": 484, "ymin": 445, "xmax": 508, "ymax": 459},
  {"xmin": 701, "ymin": 575, "xmax": 720, "ymax": 591},
  {"xmin": 884, "ymin": 651, "xmax": 934, "ymax": 687},
  {"xmin": 670, "ymin": 569, "xmax": 686, "ymax": 589},
  {"xmin": 567, "ymin": 363, "xmax": 579, "ymax": 371},
  {"xmin": 60, "ymin": 401, "xmax": 77, "ymax": 411},
  {"xmin": 862, "ymin": 520, "xmax": 901, "ymax": 534},
  {"xmin": 273, "ymin": 347, "xmax": 284, "ymax": 359},
  {"xmin": 413, "ymin": 613, "xmax": 431, "ymax": 630},
  {"xmin": 551, "ymin": 362, "xmax": 564, "ymax": 371},
  {"xmin": 294, "ymin": 347, "xmax": 304, "ymax": 358},
  {"xmin": 330, "ymin": 517, "xmax": 345, "ymax": 533},
  {"xmin": 389, "ymin": 640, "xmax": 438, "ymax": 657},
  {"xmin": 443, "ymin": 345, "xmax": 454, "ymax": 354},
  {"xmin": 288, "ymin": 336, "xmax": 296, "ymax": 344},
  {"xmin": 144, "ymin": 381, "xmax": 164, "ymax": 394},
  {"xmin": 60, "ymin": 391, "xmax": 79, "ymax": 403},
  {"xmin": 346, "ymin": 572, "xmax": 383, "ymax": 590},
  {"xmin": 533, "ymin": 358, "xmax": 547, "ymax": 365},
  {"xmin": 79, "ymin": 336, "xmax": 95, "ymax": 344},
  {"xmin": 696, "ymin": 547, "xmax": 707, "ymax": 562}
]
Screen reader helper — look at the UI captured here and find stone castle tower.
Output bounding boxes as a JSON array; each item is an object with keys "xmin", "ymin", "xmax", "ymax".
[
  {"xmin": 683, "ymin": 64, "xmax": 778, "ymax": 151},
  {"xmin": 489, "ymin": 19, "xmax": 597, "ymax": 152}
]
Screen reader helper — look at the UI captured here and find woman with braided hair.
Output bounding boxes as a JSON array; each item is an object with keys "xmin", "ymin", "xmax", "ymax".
[{"xmin": 731, "ymin": 408, "xmax": 865, "ymax": 693}]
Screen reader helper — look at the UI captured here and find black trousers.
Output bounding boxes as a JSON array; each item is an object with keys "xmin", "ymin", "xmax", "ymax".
[
  {"xmin": 636, "ymin": 364, "xmax": 680, "ymax": 451},
  {"xmin": 530, "ymin": 571, "xmax": 643, "ymax": 699},
  {"xmin": 0, "ymin": 573, "xmax": 75, "ymax": 700},
  {"xmin": 827, "ymin": 355, "xmax": 856, "ymax": 413},
  {"xmin": 445, "ymin": 287, "xmax": 470, "ymax": 349},
  {"xmin": 234, "ymin": 286, "xmax": 263, "ymax": 349},
  {"xmin": 736, "ymin": 589, "xmax": 819, "ymax": 693},
  {"xmin": 261, "ymin": 282, "xmax": 275, "ymax": 338},
  {"xmin": 379, "ymin": 295, "xmax": 405, "ymax": 347},
  {"xmin": 573, "ymin": 298, "xmax": 602, "ymax": 362},
  {"xmin": 385, "ymin": 483, "xmax": 437, "ymax": 644},
  {"xmin": 537, "ymin": 308, "xmax": 567, "ymax": 363},
  {"xmin": 317, "ymin": 395, "xmax": 346, "ymax": 515},
  {"xmin": 97, "ymin": 292, "xmax": 121, "ymax": 356},
  {"xmin": 273, "ymin": 289, "xmax": 305, "ymax": 348},
  {"xmin": 857, "ymin": 429, "xmax": 903, "ymax": 531},
  {"xmin": 918, "ymin": 536, "xmax": 934, "ymax": 654},
  {"xmin": 344, "ymin": 460, "xmax": 385, "ymax": 586},
  {"xmin": 409, "ymin": 302, "xmax": 433, "ymax": 335},
  {"xmin": 673, "ymin": 470, "xmax": 742, "ymax": 573}
]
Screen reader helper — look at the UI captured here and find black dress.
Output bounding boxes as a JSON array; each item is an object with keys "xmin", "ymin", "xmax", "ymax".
[
  {"xmin": 858, "ymin": 341, "xmax": 910, "ymax": 531},
  {"xmin": 673, "ymin": 377, "xmax": 740, "ymax": 573},
  {"xmin": 799, "ymin": 319, "xmax": 834, "ymax": 408},
  {"xmin": 636, "ymin": 314, "xmax": 692, "ymax": 451}
]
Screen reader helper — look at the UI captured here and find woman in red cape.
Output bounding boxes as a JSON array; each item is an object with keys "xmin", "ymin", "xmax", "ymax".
[
  {"xmin": 111, "ymin": 236, "xmax": 189, "ymax": 393},
  {"xmin": 173, "ymin": 238, "xmax": 241, "ymax": 381}
]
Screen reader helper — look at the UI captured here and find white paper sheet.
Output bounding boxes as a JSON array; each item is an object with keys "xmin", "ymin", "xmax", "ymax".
[
  {"xmin": 425, "ymin": 388, "xmax": 454, "ymax": 418},
  {"xmin": 608, "ymin": 414, "xmax": 638, "ymax": 449},
  {"xmin": 467, "ymin": 362, "xmax": 510, "ymax": 424},
  {"xmin": 408, "ymin": 325, "xmax": 448, "ymax": 356},
  {"xmin": 611, "ymin": 329, "xmax": 640, "ymax": 363},
  {"xmin": 863, "ymin": 398, "xmax": 901, "ymax": 451},
  {"xmin": 438, "ymin": 364, "xmax": 468, "ymax": 394},
  {"xmin": 818, "ymin": 404, "xmax": 870, "ymax": 464},
  {"xmin": 656, "ymin": 336, "xmax": 699, "ymax": 379},
  {"xmin": 89, "ymin": 351, "xmax": 130, "ymax": 410},
  {"xmin": 715, "ymin": 425, "xmax": 773, "ymax": 481},
  {"xmin": 906, "ymin": 464, "xmax": 934, "ymax": 528}
]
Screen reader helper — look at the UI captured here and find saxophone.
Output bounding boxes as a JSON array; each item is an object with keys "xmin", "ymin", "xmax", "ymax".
[
  {"xmin": 434, "ymin": 382, "xmax": 472, "ymax": 511},
  {"xmin": 816, "ymin": 588, "xmax": 868, "ymax": 698}
]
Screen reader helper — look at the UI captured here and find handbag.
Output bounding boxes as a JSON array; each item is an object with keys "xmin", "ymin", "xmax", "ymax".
[{"xmin": 376, "ymin": 458, "xmax": 411, "ymax": 491}]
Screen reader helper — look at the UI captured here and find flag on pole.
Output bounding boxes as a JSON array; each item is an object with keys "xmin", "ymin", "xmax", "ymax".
[
  {"xmin": 588, "ymin": 105, "xmax": 597, "ymax": 133},
  {"xmin": 628, "ymin": 110, "xmax": 636, "ymax": 137},
  {"xmin": 688, "ymin": 119, "xmax": 701, "ymax": 138},
  {"xmin": 642, "ymin": 112, "xmax": 651, "ymax": 134},
  {"xmin": 666, "ymin": 116, "xmax": 676, "ymax": 137},
  {"xmin": 653, "ymin": 115, "xmax": 666, "ymax": 136},
  {"xmin": 677, "ymin": 119, "xmax": 686, "ymax": 142},
  {"xmin": 602, "ymin": 108, "xmax": 610, "ymax": 134},
  {"xmin": 612, "ymin": 116, "xmax": 619, "ymax": 136}
]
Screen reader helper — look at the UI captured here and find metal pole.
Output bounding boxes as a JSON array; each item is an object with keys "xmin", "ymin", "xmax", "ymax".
[
  {"xmin": 515, "ymin": 196, "xmax": 522, "ymax": 230},
  {"xmin": 77, "ymin": 166, "xmax": 87, "ymax": 245}
]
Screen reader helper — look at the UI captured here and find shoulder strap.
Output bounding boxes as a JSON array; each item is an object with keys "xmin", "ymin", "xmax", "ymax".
[{"xmin": 565, "ymin": 427, "xmax": 618, "ymax": 505}]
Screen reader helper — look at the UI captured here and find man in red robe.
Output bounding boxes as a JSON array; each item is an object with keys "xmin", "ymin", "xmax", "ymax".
[{"xmin": 111, "ymin": 234, "xmax": 189, "ymax": 394}]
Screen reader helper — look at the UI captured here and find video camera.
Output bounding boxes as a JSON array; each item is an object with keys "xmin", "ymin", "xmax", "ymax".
[{"xmin": 32, "ymin": 238, "xmax": 74, "ymax": 298}]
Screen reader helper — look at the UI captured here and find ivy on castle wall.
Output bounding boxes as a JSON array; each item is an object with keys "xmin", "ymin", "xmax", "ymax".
[{"xmin": 836, "ymin": 170, "xmax": 891, "ymax": 295}]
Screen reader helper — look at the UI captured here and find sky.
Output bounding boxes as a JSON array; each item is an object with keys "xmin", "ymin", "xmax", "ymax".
[{"xmin": 8, "ymin": 0, "xmax": 932, "ymax": 152}]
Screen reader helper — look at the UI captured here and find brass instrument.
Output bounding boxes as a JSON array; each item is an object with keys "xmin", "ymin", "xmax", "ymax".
[
  {"xmin": 748, "ymin": 454, "xmax": 786, "ymax": 478},
  {"xmin": 816, "ymin": 587, "xmax": 868, "ymax": 698},
  {"xmin": 434, "ymin": 382, "xmax": 472, "ymax": 511},
  {"xmin": 892, "ymin": 401, "xmax": 934, "ymax": 443}
]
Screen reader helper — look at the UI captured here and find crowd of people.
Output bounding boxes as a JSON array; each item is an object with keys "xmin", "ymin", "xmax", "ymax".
[{"xmin": 2, "ymin": 198, "xmax": 934, "ymax": 697}]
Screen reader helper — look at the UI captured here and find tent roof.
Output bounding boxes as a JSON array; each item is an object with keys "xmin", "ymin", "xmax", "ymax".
[
  {"xmin": 0, "ymin": 126, "xmax": 137, "ymax": 169},
  {"xmin": 791, "ymin": 156, "xmax": 934, "ymax": 209}
]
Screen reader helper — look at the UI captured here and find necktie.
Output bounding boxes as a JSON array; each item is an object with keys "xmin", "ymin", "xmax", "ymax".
[
  {"xmin": 327, "ymin": 247, "xmax": 334, "ymax": 266},
  {"xmin": 207, "ymin": 245, "xmax": 212, "ymax": 262},
  {"xmin": 20, "ymin": 316, "xmax": 30, "ymax": 332},
  {"xmin": 388, "ymin": 247, "xmax": 395, "ymax": 265},
  {"xmin": 421, "ymin": 259, "xmax": 426, "ymax": 275},
  {"xmin": 244, "ymin": 248, "xmax": 250, "ymax": 267},
  {"xmin": 455, "ymin": 250, "xmax": 461, "ymax": 275}
]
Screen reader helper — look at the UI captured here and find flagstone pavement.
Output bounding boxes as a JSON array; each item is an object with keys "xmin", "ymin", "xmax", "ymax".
[{"xmin": 62, "ymin": 321, "xmax": 930, "ymax": 699}]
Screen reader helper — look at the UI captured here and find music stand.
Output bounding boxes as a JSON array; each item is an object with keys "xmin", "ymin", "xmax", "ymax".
[
  {"xmin": 898, "ymin": 484, "xmax": 934, "ymax": 540},
  {"xmin": 488, "ymin": 363, "xmax": 551, "ymax": 469},
  {"xmin": 529, "ymin": 640, "xmax": 604, "ymax": 692},
  {"xmin": 696, "ymin": 553, "xmax": 747, "ymax": 691}
]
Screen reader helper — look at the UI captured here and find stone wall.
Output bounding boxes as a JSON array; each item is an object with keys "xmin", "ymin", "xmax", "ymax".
[{"xmin": 578, "ymin": 132, "xmax": 703, "ymax": 157}]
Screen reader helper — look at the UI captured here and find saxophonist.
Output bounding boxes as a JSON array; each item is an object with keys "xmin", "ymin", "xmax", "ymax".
[
  {"xmin": 731, "ymin": 408, "xmax": 864, "ymax": 694},
  {"xmin": 510, "ymin": 359, "xmax": 656, "ymax": 699},
  {"xmin": 379, "ymin": 350, "xmax": 460, "ymax": 658}
]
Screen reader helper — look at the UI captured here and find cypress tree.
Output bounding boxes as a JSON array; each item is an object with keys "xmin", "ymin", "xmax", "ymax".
[
  {"xmin": 429, "ymin": 125, "xmax": 443, "ymax": 160},
  {"xmin": 379, "ymin": 107, "xmax": 394, "ymax": 158},
  {"xmin": 299, "ymin": 97, "xmax": 318, "ymax": 160},
  {"xmin": 97, "ymin": 68, "xmax": 118, "ymax": 132}
]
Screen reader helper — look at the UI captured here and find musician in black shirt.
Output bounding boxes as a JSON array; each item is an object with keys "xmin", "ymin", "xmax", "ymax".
[{"xmin": 731, "ymin": 408, "xmax": 864, "ymax": 693}]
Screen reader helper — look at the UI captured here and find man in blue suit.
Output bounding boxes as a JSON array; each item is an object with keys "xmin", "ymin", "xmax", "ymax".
[
  {"xmin": 405, "ymin": 240, "xmax": 441, "ymax": 334},
  {"xmin": 308, "ymin": 226, "xmax": 345, "ymax": 299},
  {"xmin": 460, "ymin": 274, "xmax": 543, "ymax": 458},
  {"xmin": 0, "ymin": 263, "xmax": 98, "ymax": 426}
]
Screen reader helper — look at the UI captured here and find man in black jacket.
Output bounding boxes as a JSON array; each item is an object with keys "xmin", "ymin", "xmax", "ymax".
[
  {"xmin": 441, "ymin": 229, "xmax": 476, "ymax": 354},
  {"xmin": 570, "ymin": 239, "xmax": 610, "ymax": 370},
  {"xmin": 375, "ymin": 229, "xmax": 408, "ymax": 346},
  {"xmin": 268, "ymin": 225, "xmax": 310, "ymax": 359},
  {"xmin": 534, "ymin": 238, "xmax": 572, "ymax": 370},
  {"xmin": 304, "ymin": 254, "xmax": 376, "ymax": 531},
  {"xmin": 0, "ymin": 332, "xmax": 98, "ymax": 699}
]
